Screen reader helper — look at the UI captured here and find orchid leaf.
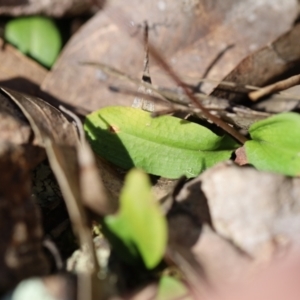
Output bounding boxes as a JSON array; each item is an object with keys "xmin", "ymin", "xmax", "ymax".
[
  {"xmin": 245, "ymin": 112, "xmax": 300, "ymax": 176},
  {"xmin": 104, "ymin": 169, "xmax": 167, "ymax": 269},
  {"xmin": 5, "ymin": 16, "xmax": 61, "ymax": 67},
  {"xmin": 84, "ymin": 106, "xmax": 238, "ymax": 179}
]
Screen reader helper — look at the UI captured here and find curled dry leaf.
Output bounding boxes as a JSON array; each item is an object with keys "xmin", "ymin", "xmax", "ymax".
[
  {"xmin": 0, "ymin": 143, "xmax": 50, "ymax": 293},
  {"xmin": 0, "ymin": 90, "xmax": 32, "ymax": 144},
  {"xmin": 4, "ymin": 275, "xmax": 76, "ymax": 300},
  {"xmin": 40, "ymin": 0, "xmax": 297, "ymax": 112}
]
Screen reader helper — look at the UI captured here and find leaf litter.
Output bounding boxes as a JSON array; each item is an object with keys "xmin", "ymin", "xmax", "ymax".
[{"xmin": 1, "ymin": 1, "xmax": 300, "ymax": 300}]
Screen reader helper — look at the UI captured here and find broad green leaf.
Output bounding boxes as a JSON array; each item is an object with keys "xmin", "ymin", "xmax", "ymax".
[
  {"xmin": 5, "ymin": 17, "xmax": 61, "ymax": 67},
  {"xmin": 157, "ymin": 276, "xmax": 190, "ymax": 300},
  {"xmin": 104, "ymin": 169, "xmax": 167, "ymax": 269},
  {"xmin": 84, "ymin": 106, "xmax": 238, "ymax": 178},
  {"xmin": 245, "ymin": 112, "xmax": 300, "ymax": 176}
]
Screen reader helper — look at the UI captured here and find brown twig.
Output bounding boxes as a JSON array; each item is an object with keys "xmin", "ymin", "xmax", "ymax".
[
  {"xmin": 146, "ymin": 45, "xmax": 248, "ymax": 144},
  {"xmin": 106, "ymin": 9, "xmax": 248, "ymax": 144},
  {"xmin": 249, "ymin": 74, "xmax": 300, "ymax": 101}
]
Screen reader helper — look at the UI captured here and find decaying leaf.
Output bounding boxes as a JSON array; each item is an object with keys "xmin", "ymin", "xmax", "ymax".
[
  {"xmin": 0, "ymin": 38, "xmax": 47, "ymax": 95},
  {"xmin": 40, "ymin": 0, "xmax": 297, "ymax": 112}
]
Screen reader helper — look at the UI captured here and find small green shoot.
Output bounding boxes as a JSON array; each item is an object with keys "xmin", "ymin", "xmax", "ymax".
[
  {"xmin": 5, "ymin": 16, "xmax": 62, "ymax": 68},
  {"xmin": 157, "ymin": 275, "xmax": 190, "ymax": 300},
  {"xmin": 245, "ymin": 112, "xmax": 300, "ymax": 176},
  {"xmin": 84, "ymin": 106, "xmax": 238, "ymax": 179},
  {"xmin": 104, "ymin": 169, "xmax": 167, "ymax": 269}
]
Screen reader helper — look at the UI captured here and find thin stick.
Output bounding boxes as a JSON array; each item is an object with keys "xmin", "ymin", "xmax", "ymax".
[
  {"xmin": 249, "ymin": 74, "xmax": 300, "ymax": 101},
  {"xmin": 132, "ymin": 21, "xmax": 155, "ymax": 112}
]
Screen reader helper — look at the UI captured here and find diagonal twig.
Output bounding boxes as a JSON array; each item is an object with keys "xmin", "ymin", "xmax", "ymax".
[{"xmin": 249, "ymin": 74, "xmax": 300, "ymax": 101}]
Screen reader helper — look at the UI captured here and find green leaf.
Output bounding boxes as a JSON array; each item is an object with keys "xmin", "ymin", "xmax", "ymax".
[
  {"xmin": 104, "ymin": 169, "xmax": 167, "ymax": 269},
  {"xmin": 157, "ymin": 276, "xmax": 190, "ymax": 300},
  {"xmin": 84, "ymin": 106, "xmax": 238, "ymax": 178},
  {"xmin": 245, "ymin": 112, "xmax": 300, "ymax": 176},
  {"xmin": 5, "ymin": 16, "xmax": 62, "ymax": 67}
]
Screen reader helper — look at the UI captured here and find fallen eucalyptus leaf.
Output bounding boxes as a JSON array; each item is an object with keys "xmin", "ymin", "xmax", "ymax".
[
  {"xmin": 245, "ymin": 112, "xmax": 300, "ymax": 176},
  {"xmin": 84, "ymin": 106, "xmax": 238, "ymax": 179},
  {"xmin": 5, "ymin": 16, "xmax": 62, "ymax": 67},
  {"xmin": 104, "ymin": 169, "xmax": 167, "ymax": 269}
]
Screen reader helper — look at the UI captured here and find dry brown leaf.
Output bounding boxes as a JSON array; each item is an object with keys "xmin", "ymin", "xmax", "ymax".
[
  {"xmin": 0, "ymin": 39, "xmax": 47, "ymax": 96},
  {"xmin": 40, "ymin": 0, "xmax": 297, "ymax": 112}
]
